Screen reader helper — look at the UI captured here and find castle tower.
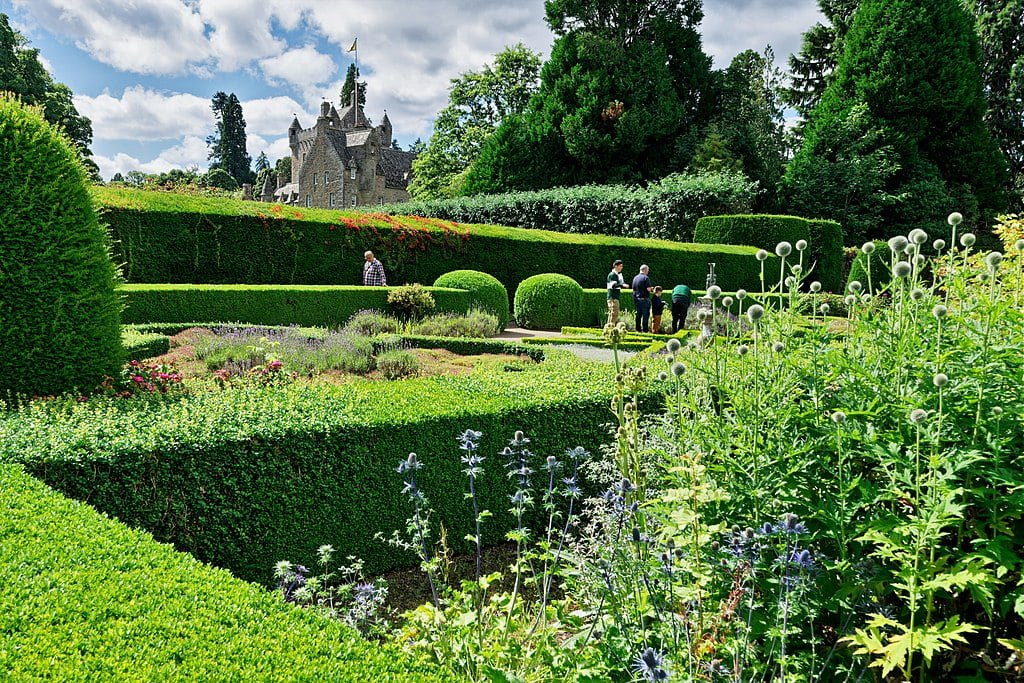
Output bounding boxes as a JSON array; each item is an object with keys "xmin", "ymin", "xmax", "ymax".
[
  {"xmin": 380, "ymin": 109, "xmax": 393, "ymax": 147},
  {"xmin": 288, "ymin": 115, "xmax": 301, "ymax": 183}
]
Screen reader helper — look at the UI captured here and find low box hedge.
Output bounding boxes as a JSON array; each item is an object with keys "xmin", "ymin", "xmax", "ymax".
[
  {"xmin": 95, "ymin": 187, "xmax": 769, "ymax": 303},
  {"xmin": 0, "ymin": 465, "xmax": 449, "ymax": 681},
  {"xmin": 123, "ymin": 330, "xmax": 171, "ymax": 360},
  {"xmin": 693, "ymin": 215, "xmax": 844, "ymax": 292},
  {"xmin": 0, "ymin": 350, "xmax": 659, "ymax": 584},
  {"xmin": 120, "ymin": 284, "xmax": 473, "ymax": 326}
]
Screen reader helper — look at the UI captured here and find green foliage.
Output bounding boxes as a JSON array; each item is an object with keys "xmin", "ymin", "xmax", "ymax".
[
  {"xmin": 0, "ymin": 13, "xmax": 97, "ymax": 177},
  {"xmin": 202, "ymin": 167, "xmax": 238, "ymax": 191},
  {"xmin": 514, "ymin": 274, "xmax": 584, "ymax": 329},
  {"xmin": 784, "ymin": 0, "xmax": 1007, "ymax": 240},
  {"xmin": 384, "ymin": 171, "xmax": 757, "ymax": 243},
  {"xmin": 122, "ymin": 330, "xmax": 171, "ymax": 361},
  {"xmin": 0, "ymin": 96, "xmax": 122, "ymax": 396},
  {"xmin": 344, "ymin": 309, "xmax": 402, "ymax": 336},
  {"xmin": 0, "ymin": 349, "xmax": 647, "ymax": 583},
  {"xmin": 121, "ymin": 284, "xmax": 470, "ymax": 326},
  {"xmin": 339, "ymin": 63, "xmax": 366, "ymax": 108},
  {"xmin": 207, "ymin": 92, "xmax": 253, "ymax": 185},
  {"xmin": 432, "ymin": 270, "xmax": 510, "ymax": 329},
  {"xmin": 387, "ymin": 284, "xmax": 436, "ymax": 320},
  {"xmin": 374, "ymin": 348, "xmax": 421, "ymax": 380},
  {"xmin": 846, "ymin": 239, "xmax": 894, "ymax": 293},
  {"xmin": 0, "ymin": 465, "xmax": 449, "ymax": 681},
  {"xmin": 409, "ymin": 44, "xmax": 541, "ymax": 199},
  {"xmin": 690, "ymin": 128, "xmax": 744, "ymax": 174},
  {"xmin": 95, "ymin": 185, "xmax": 768, "ymax": 295},
  {"xmin": 407, "ymin": 310, "xmax": 500, "ymax": 338},
  {"xmin": 784, "ymin": 0, "xmax": 859, "ymax": 122},
  {"xmin": 694, "ymin": 214, "xmax": 844, "ymax": 292}
]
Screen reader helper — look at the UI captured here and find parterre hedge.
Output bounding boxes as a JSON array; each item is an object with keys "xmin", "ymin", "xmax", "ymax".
[
  {"xmin": 371, "ymin": 171, "xmax": 758, "ymax": 242},
  {"xmin": 432, "ymin": 270, "xmax": 510, "ymax": 329},
  {"xmin": 123, "ymin": 330, "xmax": 171, "ymax": 360},
  {"xmin": 94, "ymin": 187, "xmax": 769, "ymax": 298},
  {"xmin": 0, "ymin": 350, "xmax": 658, "ymax": 584},
  {"xmin": 693, "ymin": 215, "xmax": 844, "ymax": 292},
  {"xmin": 121, "ymin": 284, "xmax": 472, "ymax": 326},
  {"xmin": 0, "ymin": 465, "xmax": 449, "ymax": 681}
]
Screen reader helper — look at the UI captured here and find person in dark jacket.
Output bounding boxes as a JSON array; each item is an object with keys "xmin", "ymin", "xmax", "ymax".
[
  {"xmin": 631, "ymin": 265, "xmax": 653, "ymax": 332},
  {"xmin": 651, "ymin": 286, "xmax": 666, "ymax": 334}
]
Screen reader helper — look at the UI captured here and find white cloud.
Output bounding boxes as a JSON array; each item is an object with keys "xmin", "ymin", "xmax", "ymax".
[
  {"xmin": 157, "ymin": 135, "xmax": 210, "ymax": 167},
  {"xmin": 74, "ymin": 87, "xmax": 211, "ymax": 141},
  {"xmin": 259, "ymin": 44, "xmax": 337, "ymax": 94},
  {"xmin": 198, "ymin": 0, "xmax": 285, "ymax": 71},
  {"xmin": 242, "ymin": 96, "xmax": 315, "ymax": 136},
  {"xmin": 247, "ymin": 134, "xmax": 292, "ymax": 164},
  {"xmin": 701, "ymin": 0, "xmax": 823, "ymax": 71},
  {"xmin": 12, "ymin": 0, "xmax": 213, "ymax": 75}
]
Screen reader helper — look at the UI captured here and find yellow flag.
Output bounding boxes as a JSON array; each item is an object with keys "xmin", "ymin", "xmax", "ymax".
[{"xmin": 347, "ymin": 38, "xmax": 357, "ymax": 53}]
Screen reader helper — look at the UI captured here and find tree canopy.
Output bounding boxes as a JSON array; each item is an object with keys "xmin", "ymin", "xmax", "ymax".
[
  {"xmin": 206, "ymin": 92, "xmax": 253, "ymax": 185},
  {"xmin": 339, "ymin": 64, "xmax": 366, "ymax": 109}
]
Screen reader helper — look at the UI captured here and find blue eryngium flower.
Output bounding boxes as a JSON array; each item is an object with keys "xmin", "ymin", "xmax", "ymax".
[{"xmin": 633, "ymin": 647, "xmax": 670, "ymax": 681}]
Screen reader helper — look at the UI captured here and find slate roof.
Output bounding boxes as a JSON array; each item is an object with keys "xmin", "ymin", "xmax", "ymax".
[
  {"xmin": 336, "ymin": 103, "xmax": 369, "ymax": 129},
  {"xmin": 378, "ymin": 148, "xmax": 415, "ymax": 189}
]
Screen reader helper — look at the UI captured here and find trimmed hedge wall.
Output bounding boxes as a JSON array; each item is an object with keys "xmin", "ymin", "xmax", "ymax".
[
  {"xmin": 94, "ymin": 187, "xmax": 769, "ymax": 298},
  {"xmin": 1, "ymin": 350, "xmax": 658, "ymax": 584},
  {"xmin": 0, "ymin": 465, "xmax": 449, "ymax": 681},
  {"xmin": 372, "ymin": 171, "xmax": 757, "ymax": 242},
  {"xmin": 693, "ymin": 215, "xmax": 844, "ymax": 292},
  {"xmin": 121, "ymin": 284, "xmax": 472, "ymax": 326}
]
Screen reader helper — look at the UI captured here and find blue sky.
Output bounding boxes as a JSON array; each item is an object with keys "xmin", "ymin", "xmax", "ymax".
[{"xmin": 2, "ymin": 0, "xmax": 822, "ymax": 181}]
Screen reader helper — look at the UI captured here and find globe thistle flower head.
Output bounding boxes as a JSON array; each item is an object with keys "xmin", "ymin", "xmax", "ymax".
[
  {"xmin": 1015, "ymin": 239, "xmax": 1024, "ymax": 252},
  {"xmin": 632, "ymin": 647, "xmax": 670, "ymax": 682},
  {"xmin": 933, "ymin": 373, "xmax": 948, "ymax": 388},
  {"xmin": 697, "ymin": 310, "xmax": 711, "ymax": 323},
  {"xmin": 848, "ymin": 280, "xmax": 863, "ymax": 294},
  {"xmin": 819, "ymin": 302, "xmax": 830, "ymax": 314},
  {"xmin": 910, "ymin": 288, "xmax": 925, "ymax": 301},
  {"xmin": 861, "ymin": 242, "xmax": 876, "ymax": 255},
  {"xmin": 737, "ymin": 344, "xmax": 749, "ymax": 356},
  {"xmin": 796, "ymin": 239, "xmax": 808, "ymax": 252},
  {"xmin": 992, "ymin": 406, "xmax": 1003, "ymax": 416},
  {"xmin": 785, "ymin": 275, "xmax": 796, "ymax": 288},
  {"xmin": 810, "ymin": 281, "xmax": 822, "ymax": 293},
  {"xmin": 985, "ymin": 251, "xmax": 1003, "ymax": 271},
  {"xmin": 888, "ymin": 236, "xmax": 909, "ymax": 254},
  {"xmin": 831, "ymin": 411, "xmax": 846, "ymax": 424},
  {"xmin": 707, "ymin": 285, "xmax": 722, "ymax": 299},
  {"xmin": 736, "ymin": 289, "xmax": 747, "ymax": 300},
  {"xmin": 909, "ymin": 228, "xmax": 928, "ymax": 245},
  {"xmin": 844, "ymin": 294, "xmax": 857, "ymax": 306},
  {"xmin": 671, "ymin": 361, "xmax": 686, "ymax": 378},
  {"xmin": 947, "ymin": 212, "xmax": 963, "ymax": 226},
  {"xmin": 932, "ymin": 304, "xmax": 948, "ymax": 319},
  {"xmin": 756, "ymin": 249, "xmax": 769, "ymax": 262},
  {"xmin": 791, "ymin": 264, "xmax": 803, "ymax": 276},
  {"xmin": 722, "ymin": 296, "xmax": 733, "ymax": 308},
  {"xmin": 933, "ymin": 239, "xmax": 946, "ymax": 251},
  {"xmin": 861, "ymin": 293, "xmax": 872, "ymax": 304},
  {"xmin": 776, "ymin": 241, "xmax": 793, "ymax": 257},
  {"xmin": 960, "ymin": 233, "xmax": 976, "ymax": 247},
  {"xmin": 657, "ymin": 371, "xmax": 668, "ymax": 381},
  {"xmin": 913, "ymin": 254, "xmax": 926, "ymax": 267},
  {"xmin": 909, "ymin": 408, "xmax": 928, "ymax": 424},
  {"xmin": 747, "ymin": 304, "xmax": 764, "ymax": 323},
  {"xmin": 666, "ymin": 338, "xmax": 681, "ymax": 353},
  {"xmin": 772, "ymin": 341, "xmax": 785, "ymax": 353},
  {"xmin": 893, "ymin": 261, "xmax": 912, "ymax": 278}
]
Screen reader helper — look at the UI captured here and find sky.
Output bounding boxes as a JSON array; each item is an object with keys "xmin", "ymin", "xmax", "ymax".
[{"xmin": 2, "ymin": 0, "xmax": 823, "ymax": 181}]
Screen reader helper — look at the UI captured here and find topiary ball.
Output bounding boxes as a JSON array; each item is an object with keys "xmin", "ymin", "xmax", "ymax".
[
  {"xmin": 433, "ymin": 269, "xmax": 509, "ymax": 330},
  {"xmin": 0, "ymin": 96, "xmax": 123, "ymax": 396},
  {"xmin": 513, "ymin": 274, "xmax": 584, "ymax": 330}
]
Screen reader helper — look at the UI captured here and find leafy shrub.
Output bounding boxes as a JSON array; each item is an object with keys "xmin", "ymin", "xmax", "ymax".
[
  {"xmin": 375, "ymin": 349, "xmax": 421, "ymax": 380},
  {"xmin": 0, "ymin": 96, "xmax": 122, "ymax": 395},
  {"xmin": 0, "ymin": 465, "xmax": 447, "ymax": 681},
  {"xmin": 388, "ymin": 284, "xmax": 436, "ymax": 320},
  {"xmin": 432, "ymin": 270, "xmax": 509, "ymax": 329},
  {"xmin": 94, "ymin": 186, "xmax": 769, "ymax": 296},
  {"xmin": 514, "ymin": 274, "xmax": 585, "ymax": 329},
  {"xmin": 344, "ymin": 309, "xmax": 401, "ymax": 336},
  {"xmin": 193, "ymin": 326, "xmax": 377, "ymax": 376},
  {"xmin": 121, "ymin": 284, "xmax": 470, "ymax": 326},
  {"xmin": 407, "ymin": 310, "xmax": 500, "ymax": 338},
  {"xmin": 847, "ymin": 240, "xmax": 894, "ymax": 294},
  {"xmin": 374, "ymin": 171, "xmax": 758, "ymax": 242},
  {"xmin": 694, "ymin": 214, "xmax": 844, "ymax": 292},
  {"xmin": 202, "ymin": 167, "xmax": 238, "ymax": 190}
]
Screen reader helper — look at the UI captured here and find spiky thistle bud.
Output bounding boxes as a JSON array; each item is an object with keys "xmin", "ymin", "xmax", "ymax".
[
  {"xmin": 932, "ymin": 304, "xmax": 948, "ymax": 319},
  {"xmin": 775, "ymin": 241, "xmax": 792, "ymax": 257},
  {"xmin": 888, "ymin": 236, "xmax": 909, "ymax": 254},
  {"xmin": 796, "ymin": 239, "xmax": 808, "ymax": 252},
  {"xmin": 747, "ymin": 304, "xmax": 764, "ymax": 323},
  {"xmin": 933, "ymin": 239, "xmax": 946, "ymax": 251},
  {"xmin": 909, "ymin": 409, "xmax": 928, "ymax": 424},
  {"xmin": 862, "ymin": 242, "xmax": 875, "ymax": 255},
  {"xmin": 810, "ymin": 281, "xmax": 822, "ymax": 293},
  {"xmin": 893, "ymin": 262, "xmax": 912, "ymax": 278},
  {"xmin": 756, "ymin": 249, "xmax": 769, "ymax": 262},
  {"xmin": 947, "ymin": 212, "xmax": 963, "ymax": 227},
  {"xmin": 933, "ymin": 373, "xmax": 948, "ymax": 388},
  {"xmin": 960, "ymin": 233, "xmax": 976, "ymax": 247},
  {"xmin": 848, "ymin": 281, "xmax": 863, "ymax": 293}
]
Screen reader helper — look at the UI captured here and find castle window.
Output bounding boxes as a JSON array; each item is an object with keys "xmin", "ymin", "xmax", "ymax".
[
  {"xmin": 329, "ymin": 192, "xmax": 335, "ymax": 207},
  {"xmin": 351, "ymin": 196, "xmax": 357, "ymax": 207},
  {"xmin": 312, "ymin": 173, "xmax": 317, "ymax": 186},
  {"xmin": 324, "ymin": 171, "xmax": 329, "ymax": 184},
  {"xmin": 350, "ymin": 166, "xmax": 356, "ymax": 180},
  {"xmin": 378, "ymin": 197, "xmax": 384, "ymax": 207},
  {"xmin": 305, "ymin": 195, "xmax": 311, "ymax": 208}
]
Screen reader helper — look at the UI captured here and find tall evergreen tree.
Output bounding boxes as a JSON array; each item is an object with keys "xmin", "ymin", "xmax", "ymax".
[
  {"xmin": 784, "ymin": 0, "xmax": 859, "ymax": 120},
  {"xmin": 464, "ymin": 0, "xmax": 714, "ymax": 192},
  {"xmin": 784, "ymin": 0, "xmax": 1007, "ymax": 243},
  {"xmin": 206, "ymin": 92, "xmax": 253, "ymax": 185},
  {"xmin": 339, "ymin": 64, "xmax": 366, "ymax": 108},
  {"xmin": 965, "ymin": 0, "xmax": 1024, "ymax": 210},
  {"xmin": 0, "ymin": 13, "xmax": 98, "ymax": 179}
]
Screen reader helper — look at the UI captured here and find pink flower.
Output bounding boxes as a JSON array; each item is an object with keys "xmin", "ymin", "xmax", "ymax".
[{"xmin": 132, "ymin": 375, "xmax": 144, "ymax": 383}]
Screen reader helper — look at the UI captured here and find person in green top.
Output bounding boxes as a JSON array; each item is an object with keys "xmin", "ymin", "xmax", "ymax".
[
  {"xmin": 606, "ymin": 259, "xmax": 625, "ymax": 324},
  {"xmin": 671, "ymin": 283, "xmax": 692, "ymax": 333}
]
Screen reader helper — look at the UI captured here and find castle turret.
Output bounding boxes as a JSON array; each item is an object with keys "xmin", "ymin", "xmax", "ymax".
[{"xmin": 380, "ymin": 109, "xmax": 393, "ymax": 147}]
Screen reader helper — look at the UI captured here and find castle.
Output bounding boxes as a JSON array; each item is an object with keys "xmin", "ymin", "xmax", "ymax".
[{"xmin": 261, "ymin": 100, "xmax": 416, "ymax": 208}]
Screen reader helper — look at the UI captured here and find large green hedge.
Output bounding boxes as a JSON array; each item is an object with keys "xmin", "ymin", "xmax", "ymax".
[
  {"xmin": 0, "ymin": 465, "xmax": 448, "ymax": 681},
  {"xmin": 1, "ymin": 97, "xmax": 123, "ymax": 396},
  {"xmin": 0, "ymin": 350, "xmax": 657, "ymax": 584},
  {"xmin": 94, "ymin": 187, "xmax": 769, "ymax": 297},
  {"xmin": 693, "ymin": 215, "xmax": 844, "ymax": 292},
  {"xmin": 514, "ymin": 274, "xmax": 585, "ymax": 330},
  {"xmin": 121, "ymin": 284, "xmax": 472, "ymax": 326},
  {"xmin": 372, "ymin": 171, "xmax": 758, "ymax": 243}
]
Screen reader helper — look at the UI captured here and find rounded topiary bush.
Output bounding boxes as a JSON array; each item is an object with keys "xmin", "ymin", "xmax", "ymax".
[
  {"xmin": 433, "ymin": 269, "xmax": 509, "ymax": 330},
  {"xmin": 847, "ymin": 240, "xmax": 894, "ymax": 294},
  {"xmin": 513, "ymin": 274, "xmax": 584, "ymax": 330},
  {"xmin": 0, "ymin": 96, "xmax": 123, "ymax": 396}
]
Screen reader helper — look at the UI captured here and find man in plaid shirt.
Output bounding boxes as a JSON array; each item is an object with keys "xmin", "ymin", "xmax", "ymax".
[{"xmin": 362, "ymin": 251, "xmax": 387, "ymax": 286}]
